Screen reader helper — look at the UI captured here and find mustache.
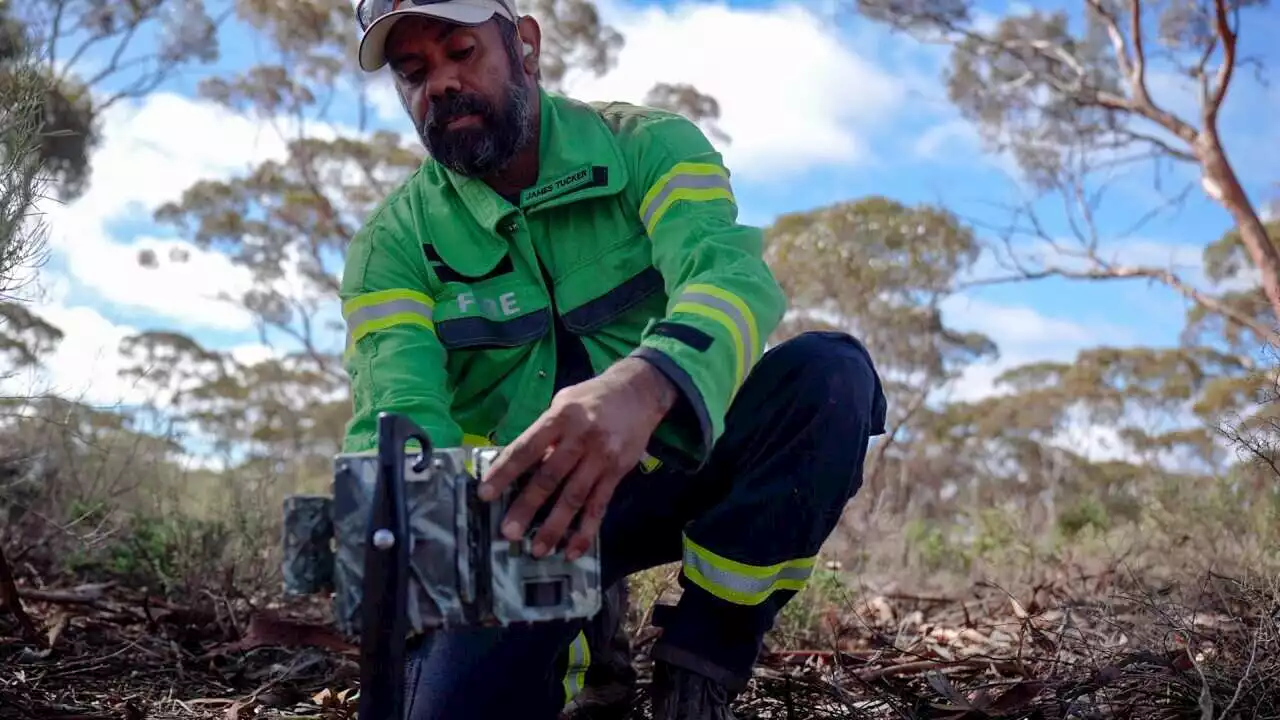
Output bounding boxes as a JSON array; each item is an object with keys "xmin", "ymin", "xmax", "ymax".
[{"xmin": 425, "ymin": 92, "xmax": 494, "ymax": 131}]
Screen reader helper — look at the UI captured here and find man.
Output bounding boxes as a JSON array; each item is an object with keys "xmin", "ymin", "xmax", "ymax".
[{"xmin": 341, "ymin": 1, "xmax": 889, "ymax": 719}]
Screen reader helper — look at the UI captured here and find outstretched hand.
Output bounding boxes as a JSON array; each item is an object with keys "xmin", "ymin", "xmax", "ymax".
[{"xmin": 477, "ymin": 357, "xmax": 677, "ymax": 561}]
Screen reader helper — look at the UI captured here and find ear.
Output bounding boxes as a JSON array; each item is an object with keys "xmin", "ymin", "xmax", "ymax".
[{"xmin": 515, "ymin": 15, "xmax": 542, "ymax": 77}]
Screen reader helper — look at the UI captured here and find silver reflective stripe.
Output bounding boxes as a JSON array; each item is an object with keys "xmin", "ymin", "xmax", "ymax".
[
  {"xmin": 682, "ymin": 545, "xmax": 813, "ymax": 604},
  {"xmin": 640, "ymin": 173, "xmax": 732, "ymax": 230},
  {"xmin": 345, "ymin": 297, "xmax": 434, "ymax": 345},
  {"xmin": 679, "ymin": 290, "xmax": 752, "ymax": 380}
]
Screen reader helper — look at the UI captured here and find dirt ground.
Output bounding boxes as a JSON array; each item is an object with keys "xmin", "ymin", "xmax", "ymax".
[{"xmin": 3, "ymin": 562, "xmax": 1279, "ymax": 720}]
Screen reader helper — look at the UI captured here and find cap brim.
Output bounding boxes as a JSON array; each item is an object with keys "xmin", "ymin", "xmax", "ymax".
[{"xmin": 358, "ymin": 5, "xmax": 500, "ymax": 72}]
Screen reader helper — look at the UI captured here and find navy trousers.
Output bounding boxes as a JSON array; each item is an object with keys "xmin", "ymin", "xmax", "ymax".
[{"xmin": 404, "ymin": 331, "xmax": 888, "ymax": 720}]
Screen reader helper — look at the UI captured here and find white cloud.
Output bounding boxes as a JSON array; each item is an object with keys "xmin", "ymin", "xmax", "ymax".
[
  {"xmin": 54, "ymin": 92, "xmax": 302, "ymax": 228},
  {"xmin": 912, "ymin": 119, "xmax": 977, "ymax": 160},
  {"xmin": 12, "ymin": 87, "xmax": 358, "ymax": 409},
  {"xmin": 912, "ymin": 116, "xmax": 1027, "ymax": 182},
  {"xmin": 938, "ymin": 294, "xmax": 1133, "ymax": 402},
  {"xmin": 42, "ymin": 206, "xmax": 256, "ymax": 332},
  {"xmin": 367, "ymin": 76, "xmax": 409, "ymax": 128},
  {"xmin": 941, "ymin": 294, "xmax": 1123, "ymax": 349},
  {"xmin": 364, "ymin": 0, "xmax": 908, "ymax": 179},
  {"xmin": 561, "ymin": 2, "xmax": 903, "ymax": 179},
  {"xmin": 31, "ymin": 90, "xmax": 354, "ymax": 333},
  {"xmin": 934, "ymin": 294, "xmax": 1200, "ymax": 469},
  {"xmin": 230, "ymin": 343, "xmax": 282, "ymax": 366},
  {"xmin": 1, "ymin": 299, "xmax": 141, "ymax": 408},
  {"xmin": 1047, "ymin": 406, "xmax": 1140, "ymax": 464},
  {"xmin": 788, "ymin": 294, "xmax": 1117, "ymax": 403},
  {"xmin": 0, "ymin": 270, "xmax": 291, "ymax": 409}
]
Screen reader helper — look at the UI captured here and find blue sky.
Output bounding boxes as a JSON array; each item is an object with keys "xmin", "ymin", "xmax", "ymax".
[{"xmin": 19, "ymin": 0, "xmax": 1279, "ymax": 426}]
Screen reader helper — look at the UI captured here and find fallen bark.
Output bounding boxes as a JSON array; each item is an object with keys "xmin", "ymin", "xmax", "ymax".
[{"xmin": 17, "ymin": 583, "xmax": 114, "ymax": 606}]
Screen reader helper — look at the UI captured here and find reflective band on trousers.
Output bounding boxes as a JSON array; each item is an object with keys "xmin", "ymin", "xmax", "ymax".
[
  {"xmin": 639, "ymin": 161, "xmax": 734, "ymax": 236},
  {"xmin": 681, "ymin": 534, "xmax": 815, "ymax": 606},
  {"xmin": 671, "ymin": 283, "xmax": 760, "ymax": 393},
  {"xmin": 562, "ymin": 630, "xmax": 592, "ymax": 706},
  {"xmin": 342, "ymin": 288, "xmax": 436, "ymax": 350}
]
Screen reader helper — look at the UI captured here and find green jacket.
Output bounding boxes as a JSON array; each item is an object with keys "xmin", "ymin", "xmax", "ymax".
[{"xmin": 339, "ymin": 88, "xmax": 787, "ymax": 468}]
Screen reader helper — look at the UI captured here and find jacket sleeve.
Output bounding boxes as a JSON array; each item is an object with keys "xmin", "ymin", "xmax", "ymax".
[
  {"xmin": 340, "ymin": 220, "xmax": 463, "ymax": 454},
  {"xmin": 622, "ymin": 112, "xmax": 787, "ymax": 464}
]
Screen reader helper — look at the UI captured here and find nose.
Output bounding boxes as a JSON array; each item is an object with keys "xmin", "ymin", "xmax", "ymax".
[{"xmin": 425, "ymin": 66, "xmax": 463, "ymax": 102}]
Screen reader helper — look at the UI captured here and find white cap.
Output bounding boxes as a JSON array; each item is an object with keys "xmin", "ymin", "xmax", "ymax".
[{"xmin": 357, "ymin": 0, "xmax": 518, "ymax": 72}]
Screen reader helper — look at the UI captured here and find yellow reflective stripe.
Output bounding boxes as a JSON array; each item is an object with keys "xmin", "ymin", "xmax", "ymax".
[
  {"xmin": 672, "ymin": 301, "xmax": 745, "ymax": 391},
  {"xmin": 561, "ymin": 630, "xmax": 591, "ymax": 706},
  {"xmin": 343, "ymin": 289, "xmax": 436, "ymax": 348},
  {"xmin": 670, "ymin": 284, "xmax": 760, "ymax": 393},
  {"xmin": 681, "ymin": 533, "xmax": 815, "ymax": 606},
  {"xmin": 639, "ymin": 161, "xmax": 734, "ymax": 235},
  {"xmin": 639, "ymin": 452, "xmax": 662, "ymax": 474},
  {"xmin": 342, "ymin": 288, "xmax": 434, "ymax": 316},
  {"xmin": 461, "ymin": 433, "xmax": 491, "ymax": 448},
  {"xmin": 686, "ymin": 284, "xmax": 760, "ymax": 366},
  {"xmin": 461, "ymin": 433, "xmax": 494, "ymax": 474},
  {"xmin": 348, "ymin": 312, "xmax": 435, "ymax": 345}
]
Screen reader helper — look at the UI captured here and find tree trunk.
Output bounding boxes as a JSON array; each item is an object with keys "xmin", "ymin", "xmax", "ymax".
[
  {"xmin": 1197, "ymin": 133, "xmax": 1280, "ymax": 328},
  {"xmin": 0, "ymin": 544, "xmax": 38, "ymax": 641}
]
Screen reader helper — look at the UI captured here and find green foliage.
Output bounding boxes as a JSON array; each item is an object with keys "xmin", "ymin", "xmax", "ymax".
[
  {"xmin": 68, "ymin": 513, "xmax": 233, "ymax": 597},
  {"xmin": 3, "ymin": 0, "xmax": 221, "ymax": 200},
  {"xmin": 0, "ymin": 0, "xmax": 1277, "ymax": 635},
  {"xmin": 1056, "ymin": 497, "xmax": 1110, "ymax": 540},
  {"xmin": 1185, "ymin": 219, "xmax": 1280, "ymax": 353},
  {"xmin": 0, "ymin": 17, "xmax": 50, "ymax": 296},
  {"xmin": 904, "ymin": 518, "xmax": 970, "ymax": 572},
  {"xmin": 772, "ymin": 566, "xmax": 847, "ymax": 645},
  {"xmin": 856, "ymin": 0, "xmax": 1280, "ymax": 363},
  {"xmin": 0, "ymin": 299, "xmax": 61, "ymax": 367},
  {"xmin": 945, "ymin": 8, "xmax": 1123, "ymax": 190}
]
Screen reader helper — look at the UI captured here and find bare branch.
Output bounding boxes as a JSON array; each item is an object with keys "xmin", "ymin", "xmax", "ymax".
[
  {"xmin": 1205, "ymin": 0, "xmax": 1238, "ymax": 126},
  {"xmin": 1112, "ymin": 125, "xmax": 1198, "ymax": 163},
  {"xmin": 1126, "ymin": 0, "xmax": 1148, "ymax": 101},
  {"xmin": 965, "ymin": 263, "xmax": 1278, "ymax": 345},
  {"xmin": 1085, "ymin": 0, "xmax": 1200, "ymax": 144}
]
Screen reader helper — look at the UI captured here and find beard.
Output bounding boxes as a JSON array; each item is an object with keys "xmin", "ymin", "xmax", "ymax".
[{"xmin": 419, "ymin": 80, "xmax": 534, "ymax": 178}]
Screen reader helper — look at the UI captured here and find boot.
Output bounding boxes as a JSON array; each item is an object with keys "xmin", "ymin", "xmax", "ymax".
[
  {"xmin": 649, "ymin": 660, "xmax": 738, "ymax": 720},
  {"xmin": 561, "ymin": 581, "xmax": 637, "ymax": 720}
]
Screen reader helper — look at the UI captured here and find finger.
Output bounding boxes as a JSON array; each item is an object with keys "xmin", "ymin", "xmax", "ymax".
[
  {"xmin": 479, "ymin": 414, "xmax": 560, "ymax": 501},
  {"xmin": 563, "ymin": 464, "xmax": 623, "ymax": 562},
  {"xmin": 501, "ymin": 438, "xmax": 584, "ymax": 543},
  {"xmin": 531, "ymin": 451, "xmax": 607, "ymax": 558}
]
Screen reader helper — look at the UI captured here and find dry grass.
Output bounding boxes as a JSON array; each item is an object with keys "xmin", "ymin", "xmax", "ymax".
[
  {"xmin": 4, "ymin": 419, "xmax": 1280, "ymax": 719},
  {"xmin": 3, "ymin": 546, "xmax": 1280, "ymax": 719}
]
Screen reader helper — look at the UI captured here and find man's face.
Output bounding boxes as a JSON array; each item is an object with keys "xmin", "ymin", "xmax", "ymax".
[{"xmin": 385, "ymin": 16, "xmax": 534, "ymax": 178}]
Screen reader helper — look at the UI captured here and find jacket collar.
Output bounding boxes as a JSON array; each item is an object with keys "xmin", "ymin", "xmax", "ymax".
[{"xmin": 443, "ymin": 87, "xmax": 630, "ymax": 234}]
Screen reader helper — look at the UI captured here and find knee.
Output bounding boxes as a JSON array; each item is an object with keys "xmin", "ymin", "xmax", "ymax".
[
  {"xmin": 404, "ymin": 625, "xmax": 572, "ymax": 720},
  {"xmin": 762, "ymin": 331, "xmax": 886, "ymax": 431}
]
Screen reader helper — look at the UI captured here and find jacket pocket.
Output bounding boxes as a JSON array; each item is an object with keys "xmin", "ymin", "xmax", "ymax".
[
  {"xmin": 433, "ymin": 276, "xmax": 551, "ymax": 351},
  {"xmin": 436, "ymin": 308, "xmax": 551, "ymax": 350},
  {"xmin": 556, "ymin": 229, "xmax": 665, "ymax": 334},
  {"xmin": 560, "ymin": 266, "xmax": 664, "ymax": 334}
]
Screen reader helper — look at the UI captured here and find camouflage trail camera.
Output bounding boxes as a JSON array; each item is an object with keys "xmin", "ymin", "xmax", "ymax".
[{"xmin": 280, "ymin": 412, "xmax": 603, "ymax": 639}]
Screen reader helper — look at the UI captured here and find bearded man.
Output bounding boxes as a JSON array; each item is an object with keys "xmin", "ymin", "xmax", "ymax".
[{"xmin": 340, "ymin": 1, "xmax": 889, "ymax": 719}]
